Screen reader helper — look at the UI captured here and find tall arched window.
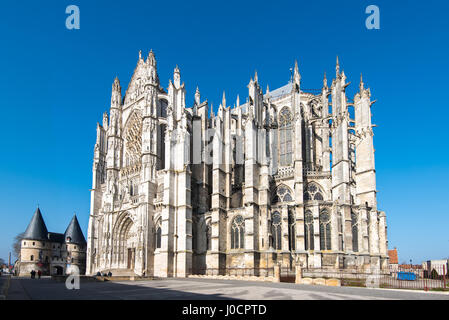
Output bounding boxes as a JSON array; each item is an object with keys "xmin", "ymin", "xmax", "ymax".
[
  {"xmin": 206, "ymin": 220, "xmax": 212, "ymax": 251},
  {"xmin": 279, "ymin": 107, "xmax": 293, "ymax": 166},
  {"xmin": 272, "ymin": 185, "xmax": 294, "ymax": 204},
  {"xmin": 271, "ymin": 212, "xmax": 282, "ymax": 250},
  {"xmin": 231, "ymin": 215, "xmax": 245, "ymax": 249},
  {"xmin": 304, "ymin": 183, "xmax": 324, "ymax": 201},
  {"xmin": 288, "ymin": 210, "xmax": 296, "ymax": 251},
  {"xmin": 155, "ymin": 219, "xmax": 162, "ymax": 249},
  {"xmin": 351, "ymin": 212, "xmax": 359, "ymax": 252},
  {"xmin": 319, "ymin": 211, "xmax": 332, "ymax": 250},
  {"xmin": 304, "ymin": 211, "xmax": 314, "ymax": 250},
  {"xmin": 338, "ymin": 211, "xmax": 344, "ymax": 251}
]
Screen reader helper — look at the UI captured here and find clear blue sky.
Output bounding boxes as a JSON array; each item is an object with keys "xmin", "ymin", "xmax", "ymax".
[{"xmin": 0, "ymin": 0, "xmax": 448, "ymax": 264}]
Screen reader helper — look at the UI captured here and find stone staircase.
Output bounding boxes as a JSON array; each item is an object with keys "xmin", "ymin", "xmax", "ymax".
[
  {"xmin": 96, "ymin": 269, "xmax": 144, "ymax": 281},
  {"xmin": 104, "ymin": 269, "xmax": 137, "ymax": 277}
]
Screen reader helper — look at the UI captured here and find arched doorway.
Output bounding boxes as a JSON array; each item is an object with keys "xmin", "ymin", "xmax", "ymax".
[
  {"xmin": 113, "ymin": 214, "xmax": 138, "ymax": 270},
  {"xmin": 53, "ymin": 266, "xmax": 63, "ymax": 275}
]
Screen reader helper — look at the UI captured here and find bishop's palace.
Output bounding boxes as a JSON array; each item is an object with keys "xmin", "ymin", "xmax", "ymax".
[{"xmin": 86, "ymin": 51, "xmax": 389, "ymax": 277}]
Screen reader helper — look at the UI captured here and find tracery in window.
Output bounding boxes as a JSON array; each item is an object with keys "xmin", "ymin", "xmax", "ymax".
[
  {"xmin": 206, "ymin": 219, "xmax": 212, "ymax": 251},
  {"xmin": 288, "ymin": 210, "xmax": 296, "ymax": 251},
  {"xmin": 304, "ymin": 183, "xmax": 324, "ymax": 202},
  {"xmin": 351, "ymin": 212, "xmax": 359, "ymax": 253},
  {"xmin": 272, "ymin": 185, "xmax": 294, "ymax": 204},
  {"xmin": 155, "ymin": 219, "xmax": 162, "ymax": 249},
  {"xmin": 304, "ymin": 211, "xmax": 314, "ymax": 250},
  {"xmin": 271, "ymin": 212, "xmax": 282, "ymax": 250},
  {"xmin": 279, "ymin": 107, "xmax": 293, "ymax": 166},
  {"xmin": 319, "ymin": 211, "xmax": 332, "ymax": 250},
  {"xmin": 231, "ymin": 215, "xmax": 245, "ymax": 249}
]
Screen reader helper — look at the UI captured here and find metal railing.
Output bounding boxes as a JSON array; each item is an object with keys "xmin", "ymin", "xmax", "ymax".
[
  {"xmin": 192, "ymin": 267, "xmax": 274, "ymax": 277},
  {"xmin": 382, "ymin": 265, "xmax": 447, "ymax": 291}
]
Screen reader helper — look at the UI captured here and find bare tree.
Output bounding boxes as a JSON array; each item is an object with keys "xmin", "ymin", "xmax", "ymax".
[{"xmin": 12, "ymin": 232, "xmax": 25, "ymax": 259}]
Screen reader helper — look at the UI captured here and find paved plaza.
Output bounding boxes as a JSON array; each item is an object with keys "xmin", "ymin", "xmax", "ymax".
[{"xmin": 4, "ymin": 276, "xmax": 449, "ymax": 300}]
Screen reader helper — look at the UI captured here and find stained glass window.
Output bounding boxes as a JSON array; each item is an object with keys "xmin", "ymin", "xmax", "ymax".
[
  {"xmin": 279, "ymin": 107, "xmax": 293, "ymax": 166},
  {"xmin": 304, "ymin": 183, "xmax": 325, "ymax": 202},
  {"xmin": 271, "ymin": 212, "xmax": 282, "ymax": 250},
  {"xmin": 319, "ymin": 211, "xmax": 331, "ymax": 250},
  {"xmin": 231, "ymin": 215, "xmax": 245, "ymax": 249},
  {"xmin": 272, "ymin": 185, "xmax": 294, "ymax": 204},
  {"xmin": 288, "ymin": 211, "xmax": 296, "ymax": 251},
  {"xmin": 351, "ymin": 212, "xmax": 358, "ymax": 253},
  {"xmin": 206, "ymin": 221, "xmax": 211, "ymax": 251},
  {"xmin": 304, "ymin": 211, "xmax": 314, "ymax": 251}
]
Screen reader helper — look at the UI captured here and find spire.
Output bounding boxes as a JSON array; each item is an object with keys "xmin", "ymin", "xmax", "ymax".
[
  {"xmin": 236, "ymin": 95, "xmax": 240, "ymax": 107},
  {"xmin": 139, "ymin": 50, "xmax": 142, "ymax": 60},
  {"xmin": 254, "ymin": 70, "xmax": 258, "ymax": 83},
  {"xmin": 173, "ymin": 65, "xmax": 181, "ymax": 88},
  {"xmin": 64, "ymin": 215, "xmax": 86, "ymax": 244},
  {"xmin": 336, "ymin": 56, "xmax": 340, "ymax": 76},
  {"xmin": 294, "ymin": 60, "xmax": 300, "ymax": 75},
  {"xmin": 195, "ymin": 86, "xmax": 201, "ymax": 105},
  {"xmin": 323, "ymin": 72, "xmax": 328, "ymax": 90},
  {"xmin": 111, "ymin": 77, "xmax": 122, "ymax": 108},
  {"xmin": 266, "ymin": 84, "xmax": 270, "ymax": 97},
  {"xmin": 359, "ymin": 73, "xmax": 365, "ymax": 92},
  {"xmin": 147, "ymin": 49, "xmax": 156, "ymax": 66},
  {"xmin": 210, "ymin": 103, "xmax": 215, "ymax": 118},
  {"xmin": 222, "ymin": 91, "xmax": 226, "ymax": 108},
  {"xmin": 293, "ymin": 60, "xmax": 301, "ymax": 90},
  {"xmin": 113, "ymin": 76, "xmax": 120, "ymax": 89},
  {"xmin": 23, "ymin": 208, "xmax": 49, "ymax": 241}
]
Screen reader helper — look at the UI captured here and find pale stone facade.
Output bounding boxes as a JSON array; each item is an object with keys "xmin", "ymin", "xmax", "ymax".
[
  {"xmin": 19, "ymin": 209, "xmax": 86, "ymax": 276},
  {"xmin": 86, "ymin": 51, "xmax": 389, "ymax": 277}
]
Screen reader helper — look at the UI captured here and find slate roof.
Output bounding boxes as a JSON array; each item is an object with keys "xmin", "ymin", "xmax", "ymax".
[
  {"xmin": 265, "ymin": 82, "xmax": 293, "ymax": 100},
  {"xmin": 48, "ymin": 232, "xmax": 65, "ymax": 243},
  {"xmin": 64, "ymin": 215, "xmax": 86, "ymax": 245},
  {"xmin": 23, "ymin": 208, "xmax": 49, "ymax": 241}
]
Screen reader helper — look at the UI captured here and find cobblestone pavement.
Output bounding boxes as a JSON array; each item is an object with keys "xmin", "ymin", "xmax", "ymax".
[{"xmin": 5, "ymin": 277, "xmax": 449, "ymax": 300}]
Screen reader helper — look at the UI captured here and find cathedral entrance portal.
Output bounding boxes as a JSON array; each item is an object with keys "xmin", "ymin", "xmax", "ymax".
[
  {"xmin": 113, "ymin": 214, "xmax": 138, "ymax": 271},
  {"xmin": 127, "ymin": 248, "xmax": 135, "ymax": 269}
]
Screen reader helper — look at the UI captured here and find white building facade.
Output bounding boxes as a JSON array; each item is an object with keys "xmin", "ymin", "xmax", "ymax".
[{"xmin": 86, "ymin": 51, "xmax": 389, "ymax": 277}]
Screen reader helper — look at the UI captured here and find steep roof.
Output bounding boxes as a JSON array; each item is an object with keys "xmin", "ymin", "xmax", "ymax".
[
  {"xmin": 23, "ymin": 208, "xmax": 49, "ymax": 241},
  {"xmin": 64, "ymin": 215, "xmax": 86, "ymax": 245},
  {"xmin": 48, "ymin": 232, "xmax": 65, "ymax": 243}
]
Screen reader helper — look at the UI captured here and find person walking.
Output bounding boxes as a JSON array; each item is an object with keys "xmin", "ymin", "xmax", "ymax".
[
  {"xmin": 30, "ymin": 270, "xmax": 35, "ymax": 279},
  {"xmin": 37, "ymin": 270, "xmax": 42, "ymax": 279}
]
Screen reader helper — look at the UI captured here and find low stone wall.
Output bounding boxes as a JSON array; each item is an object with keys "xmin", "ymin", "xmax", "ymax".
[
  {"xmin": 188, "ymin": 275, "xmax": 276, "ymax": 282},
  {"xmin": 297, "ymin": 278, "xmax": 341, "ymax": 287}
]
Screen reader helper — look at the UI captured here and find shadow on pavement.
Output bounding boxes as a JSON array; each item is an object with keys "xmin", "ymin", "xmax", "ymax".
[{"xmin": 6, "ymin": 277, "xmax": 234, "ymax": 300}]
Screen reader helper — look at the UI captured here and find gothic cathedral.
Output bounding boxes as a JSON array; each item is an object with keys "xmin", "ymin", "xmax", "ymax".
[{"xmin": 86, "ymin": 51, "xmax": 389, "ymax": 277}]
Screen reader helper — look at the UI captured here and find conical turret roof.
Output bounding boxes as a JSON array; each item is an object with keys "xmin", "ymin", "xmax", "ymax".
[
  {"xmin": 23, "ymin": 208, "xmax": 49, "ymax": 241},
  {"xmin": 64, "ymin": 215, "xmax": 86, "ymax": 244}
]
